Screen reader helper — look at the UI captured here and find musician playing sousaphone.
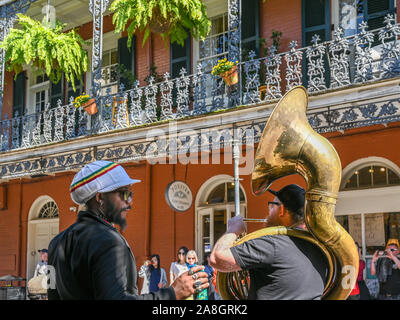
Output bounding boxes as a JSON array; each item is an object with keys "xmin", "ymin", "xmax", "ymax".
[
  {"xmin": 210, "ymin": 184, "xmax": 328, "ymax": 300},
  {"xmin": 210, "ymin": 86, "xmax": 358, "ymax": 300}
]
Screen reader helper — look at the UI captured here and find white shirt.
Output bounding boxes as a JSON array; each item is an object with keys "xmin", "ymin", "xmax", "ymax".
[
  {"xmin": 34, "ymin": 261, "xmax": 48, "ymax": 278},
  {"xmin": 169, "ymin": 262, "xmax": 188, "ymax": 283}
]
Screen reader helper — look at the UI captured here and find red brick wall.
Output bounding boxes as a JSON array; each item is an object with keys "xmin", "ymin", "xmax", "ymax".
[
  {"xmin": 2, "ymin": 71, "xmax": 15, "ymax": 120},
  {"xmin": 259, "ymin": 0, "xmax": 302, "ymax": 53}
]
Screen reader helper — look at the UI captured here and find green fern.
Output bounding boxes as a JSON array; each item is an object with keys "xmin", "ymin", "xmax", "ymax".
[
  {"xmin": 110, "ymin": 0, "xmax": 211, "ymax": 47},
  {"xmin": 0, "ymin": 14, "xmax": 88, "ymax": 91}
]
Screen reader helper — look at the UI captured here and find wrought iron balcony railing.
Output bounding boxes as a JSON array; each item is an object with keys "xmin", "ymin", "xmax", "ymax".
[{"xmin": 1, "ymin": 14, "xmax": 400, "ymax": 153}]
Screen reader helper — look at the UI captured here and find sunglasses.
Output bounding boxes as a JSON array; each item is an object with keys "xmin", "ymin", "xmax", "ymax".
[
  {"xmin": 178, "ymin": 252, "xmax": 186, "ymax": 255},
  {"xmin": 268, "ymin": 201, "xmax": 281, "ymax": 207},
  {"xmin": 116, "ymin": 190, "xmax": 134, "ymax": 202}
]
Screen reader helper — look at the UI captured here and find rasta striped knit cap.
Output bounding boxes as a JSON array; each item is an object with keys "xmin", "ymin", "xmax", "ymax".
[{"xmin": 70, "ymin": 160, "xmax": 141, "ymax": 205}]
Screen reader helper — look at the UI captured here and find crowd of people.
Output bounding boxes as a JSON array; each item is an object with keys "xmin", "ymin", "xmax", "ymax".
[{"xmin": 139, "ymin": 247, "xmax": 221, "ymax": 300}]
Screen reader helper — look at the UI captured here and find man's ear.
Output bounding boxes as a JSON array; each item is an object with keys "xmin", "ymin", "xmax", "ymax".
[
  {"xmin": 278, "ymin": 204, "xmax": 286, "ymax": 217},
  {"xmin": 95, "ymin": 193, "xmax": 103, "ymax": 204}
]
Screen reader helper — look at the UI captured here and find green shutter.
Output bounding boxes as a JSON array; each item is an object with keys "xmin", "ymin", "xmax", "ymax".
[
  {"xmin": 50, "ymin": 74, "xmax": 65, "ymax": 107},
  {"xmin": 12, "ymin": 72, "xmax": 26, "ymax": 117},
  {"xmin": 118, "ymin": 36, "xmax": 136, "ymax": 90},
  {"xmin": 302, "ymin": 0, "xmax": 330, "ymax": 46},
  {"xmin": 302, "ymin": 0, "xmax": 330, "ymax": 87},
  {"xmin": 170, "ymin": 36, "xmax": 191, "ymax": 79},
  {"xmin": 242, "ymin": 0, "xmax": 259, "ymax": 56},
  {"xmin": 364, "ymin": 0, "xmax": 395, "ymax": 45}
]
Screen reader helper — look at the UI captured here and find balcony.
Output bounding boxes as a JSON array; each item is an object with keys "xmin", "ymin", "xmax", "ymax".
[{"xmin": 1, "ymin": 15, "xmax": 400, "ymax": 154}]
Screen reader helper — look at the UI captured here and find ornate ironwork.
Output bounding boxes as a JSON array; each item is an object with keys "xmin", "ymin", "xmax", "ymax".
[
  {"xmin": 2, "ymin": 93, "xmax": 400, "ymax": 179},
  {"xmin": 263, "ymin": 46, "xmax": 282, "ymax": 100},
  {"xmin": 329, "ymin": 28, "xmax": 351, "ymax": 88},
  {"xmin": 378, "ymin": 14, "xmax": 400, "ymax": 80},
  {"xmin": 227, "ymin": 0, "xmax": 241, "ymax": 108},
  {"xmin": 1, "ymin": 12, "xmax": 400, "ymax": 161},
  {"xmin": 354, "ymin": 21, "xmax": 375, "ymax": 83},
  {"xmin": 285, "ymin": 41, "xmax": 303, "ymax": 91},
  {"xmin": 0, "ymin": 0, "xmax": 36, "ymax": 117},
  {"xmin": 243, "ymin": 51, "xmax": 261, "ymax": 105},
  {"xmin": 306, "ymin": 34, "xmax": 327, "ymax": 92},
  {"xmin": 89, "ymin": 0, "xmax": 109, "ymax": 134}
]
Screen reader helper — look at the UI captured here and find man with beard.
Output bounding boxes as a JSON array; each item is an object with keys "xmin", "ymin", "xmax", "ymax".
[
  {"xmin": 210, "ymin": 184, "xmax": 328, "ymax": 300},
  {"xmin": 48, "ymin": 160, "xmax": 208, "ymax": 300}
]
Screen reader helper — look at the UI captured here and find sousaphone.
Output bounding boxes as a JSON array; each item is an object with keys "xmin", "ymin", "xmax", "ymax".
[{"xmin": 217, "ymin": 86, "xmax": 358, "ymax": 300}]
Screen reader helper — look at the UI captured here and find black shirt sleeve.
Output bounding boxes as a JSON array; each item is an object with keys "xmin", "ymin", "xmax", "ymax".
[
  {"xmin": 230, "ymin": 236, "xmax": 276, "ymax": 270},
  {"xmin": 91, "ymin": 236, "xmax": 176, "ymax": 300}
]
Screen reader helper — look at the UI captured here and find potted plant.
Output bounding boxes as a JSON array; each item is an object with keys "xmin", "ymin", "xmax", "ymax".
[
  {"xmin": 74, "ymin": 93, "xmax": 97, "ymax": 115},
  {"xmin": 110, "ymin": 0, "xmax": 211, "ymax": 47},
  {"xmin": 0, "ymin": 14, "xmax": 88, "ymax": 91},
  {"xmin": 211, "ymin": 58, "xmax": 239, "ymax": 86}
]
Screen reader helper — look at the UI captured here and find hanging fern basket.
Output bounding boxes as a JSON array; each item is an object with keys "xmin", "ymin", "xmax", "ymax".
[
  {"xmin": 110, "ymin": 0, "xmax": 211, "ymax": 47},
  {"xmin": 0, "ymin": 14, "xmax": 88, "ymax": 92},
  {"xmin": 149, "ymin": 7, "xmax": 173, "ymax": 34}
]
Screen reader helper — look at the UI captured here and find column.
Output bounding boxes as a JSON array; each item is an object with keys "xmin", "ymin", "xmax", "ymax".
[{"xmin": 89, "ymin": 0, "xmax": 109, "ymax": 133}]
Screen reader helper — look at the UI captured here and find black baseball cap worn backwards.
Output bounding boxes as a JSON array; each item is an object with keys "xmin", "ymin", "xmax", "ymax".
[{"xmin": 267, "ymin": 184, "xmax": 305, "ymax": 213}]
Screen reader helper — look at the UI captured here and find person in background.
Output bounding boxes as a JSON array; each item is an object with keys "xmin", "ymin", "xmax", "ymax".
[
  {"xmin": 203, "ymin": 253, "xmax": 215, "ymax": 281},
  {"xmin": 203, "ymin": 252, "xmax": 221, "ymax": 300},
  {"xmin": 169, "ymin": 246, "xmax": 189, "ymax": 285},
  {"xmin": 34, "ymin": 249, "xmax": 48, "ymax": 277},
  {"xmin": 370, "ymin": 238, "xmax": 400, "ymax": 300},
  {"xmin": 354, "ymin": 242, "xmax": 371, "ymax": 300},
  {"xmin": 186, "ymin": 250, "xmax": 208, "ymax": 300},
  {"xmin": 139, "ymin": 254, "xmax": 167, "ymax": 294}
]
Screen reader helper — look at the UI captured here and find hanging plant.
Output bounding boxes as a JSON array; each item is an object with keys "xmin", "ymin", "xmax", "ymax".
[
  {"xmin": 110, "ymin": 0, "xmax": 211, "ymax": 47},
  {"xmin": 0, "ymin": 14, "xmax": 88, "ymax": 91}
]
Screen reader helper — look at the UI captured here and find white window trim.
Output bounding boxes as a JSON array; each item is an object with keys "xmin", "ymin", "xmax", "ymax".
[
  {"xmin": 28, "ymin": 80, "xmax": 50, "ymax": 116},
  {"xmin": 192, "ymin": 0, "xmax": 228, "ymax": 73},
  {"xmin": 195, "ymin": 174, "xmax": 247, "ymax": 262},
  {"xmin": 26, "ymin": 195, "xmax": 59, "ymax": 279},
  {"xmin": 340, "ymin": 156, "xmax": 400, "ymax": 190}
]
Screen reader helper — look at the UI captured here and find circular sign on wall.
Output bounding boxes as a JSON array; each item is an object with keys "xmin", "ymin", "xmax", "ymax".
[{"xmin": 165, "ymin": 181, "xmax": 193, "ymax": 212}]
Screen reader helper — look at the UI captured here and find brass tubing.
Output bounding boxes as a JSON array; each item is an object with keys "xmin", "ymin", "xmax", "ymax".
[{"xmin": 242, "ymin": 218, "xmax": 267, "ymax": 223}]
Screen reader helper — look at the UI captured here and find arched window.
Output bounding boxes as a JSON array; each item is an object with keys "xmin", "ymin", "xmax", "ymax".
[
  {"xmin": 38, "ymin": 201, "xmax": 59, "ymax": 219},
  {"xmin": 343, "ymin": 165, "xmax": 400, "ymax": 190},
  {"xmin": 205, "ymin": 182, "xmax": 245, "ymax": 205},
  {"xmin": 196, "ymin": 177, "xmax": 247, "ymax": 263}
]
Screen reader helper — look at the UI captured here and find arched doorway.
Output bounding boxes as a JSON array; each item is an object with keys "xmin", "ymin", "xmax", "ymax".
[
  {"xmin": 26, "ymin": 196, "xmax": 59, "ymax": 280},
  {"xmin": 335, "ymin": 157, "xmax": 400, "ymax": 297},
  {"xmin": 195, "ymin": 175, "xmax": 247, "ymax": 263}
]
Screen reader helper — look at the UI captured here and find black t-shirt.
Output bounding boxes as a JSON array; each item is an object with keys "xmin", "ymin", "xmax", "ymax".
[
  {"xmin": 230, "ymin": 235, "xmax": 328, "ymax": 300},
  {"xmin": 378, "ymin": 260, "xmax": 400, "ymax": 295}
]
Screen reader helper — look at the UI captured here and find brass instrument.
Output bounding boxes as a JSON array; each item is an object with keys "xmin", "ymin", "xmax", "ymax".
[
  {"xmin": 217, "ymin": 86, "xmax": 358, "ymax": 300},
  {"xmin": 242, "ymin": 218, "xmax": 267, "ymax": 223}
]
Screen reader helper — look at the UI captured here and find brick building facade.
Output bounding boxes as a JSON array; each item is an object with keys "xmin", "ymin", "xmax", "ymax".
[{"xmin": 0, "ymin": 0, "xmax": 399, "ymax": 298}]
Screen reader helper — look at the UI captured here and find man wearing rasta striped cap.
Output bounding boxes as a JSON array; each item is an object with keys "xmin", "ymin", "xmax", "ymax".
[
  {"xmin": 68, "ymin": 160, "xmax": 139, "ymax": 231},
  {"xmin": 48, "ymin": 160, "xmax": 209, "ymax": 300}
]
